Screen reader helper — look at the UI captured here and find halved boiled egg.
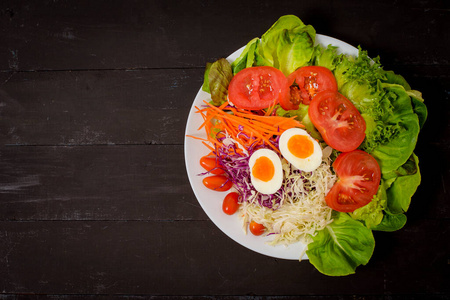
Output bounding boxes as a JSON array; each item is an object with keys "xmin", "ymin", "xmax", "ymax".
[
  {"xmin": 248, "ymin": 148, "xmax": 283, "ymax": 195},
  {"xmin": 279, "ymin": 128, "xmax": 322, "ymax": 172}
]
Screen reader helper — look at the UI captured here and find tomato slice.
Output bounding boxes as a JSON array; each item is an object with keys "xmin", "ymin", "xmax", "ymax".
[
  {"xmin": 308, "ymin": 91, "xmax": 366, "ymax": 152},
  {"xmin": 281, "ymin": 66, "xmax": 338, "ymax": 110},
  {"xmin": 326, "ymin": 150, "xmax": 381, "ymax": 212},
  {"xmin": 228, "ymin": 66, "xmax": 290, "ymax": 110}
]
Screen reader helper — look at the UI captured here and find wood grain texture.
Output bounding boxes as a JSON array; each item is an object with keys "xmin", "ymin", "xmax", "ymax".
[
  {"xmin": 0, "ymin": 0, "xmax": 448, "ymax": 71},
  {"xmin": 0, "ymin": 219, "xmax": 447, "ymax": 296},
  {"xmin": 0, "ymin": 69, "xmax": 203, "ymax": 146},
  {"xmin": 0, "ymin": 0, "xmax": 449, "ymax": 298},
  {"xmin": 0, "ymin": 66, "xmax": 448, "ymax": 147},
  {"xmin": 0, "ymin": 145, "xmax": 205, "ymax": 221}
]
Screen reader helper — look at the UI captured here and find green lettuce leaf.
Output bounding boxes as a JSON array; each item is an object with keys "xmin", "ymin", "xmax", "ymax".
[
  {"xmin": 410, "ymin": 92, "xmax": 428, "ymax": 129},
  {"xmin": 350, "ymin": 179, "xmax": 387, "ymax": 229},
  {"xmin": 202, "ymin": 58, "xmax": 233, "ymax": 106},
  {"xmin": 307, "ymin": 212, "xmax": 375, "ymax": 276},
  {"xmin": 334, "ymin": 47, "xmax": 385, "ymax": 90},
  {"xmin": 202, "ymin": 62, "xmax": 212, "ymax": 93},
  {"xmin": 311, "ymin": 44, "xmax": 340, "ymax": 71},
  {"xmin": 383, "ymin": 153, "xmax": 421, "ymax": 214},
  {"xmin": 231, "ymin": 37, "xmax": 259, "ymax": 74},
  {"xmin": 254, "ymin": 15, "xmax": 316, "ymax": 75},
  {"xmin": 382, "ymin": 70, "xmax": 411, "ymax": 90},
  {"xmin": 368, "ymin": 83, "xmax": 420, "ymax": 174},
  {"xmin": 370, "ymin": 211, "xmax": 407, "ymax": 232}
]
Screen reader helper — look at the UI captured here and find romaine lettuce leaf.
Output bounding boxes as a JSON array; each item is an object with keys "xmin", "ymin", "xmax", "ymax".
[{"xmin": 307, "ymin": 211, "xmax": 375, "ymax": 276}]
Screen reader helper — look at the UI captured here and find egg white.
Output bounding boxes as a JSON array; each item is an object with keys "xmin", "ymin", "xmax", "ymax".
[
  {"xmin": 248, "ymin": 148, "xmax": 283, "ymax": 195},
  {"xmin": 279, "ymin": 128, "xmax": 322, "ymax": 172}
]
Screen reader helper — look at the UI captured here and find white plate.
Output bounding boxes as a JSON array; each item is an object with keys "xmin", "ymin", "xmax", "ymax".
[{"xmin": 184, "ymin": 34, "xmax": 358, "ymax": 260}]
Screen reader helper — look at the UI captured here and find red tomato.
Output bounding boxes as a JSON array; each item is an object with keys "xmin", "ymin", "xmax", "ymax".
[
  {"xmin": 282, "ymin": 66, "xmax": 338, "ymax": 109},
  {"xmin": 249, "ymin": 221, "xmax": 265, "ymax": 236},
  {"xmin": 222, "ymin": 192, "xmax": 240, "ymax": 215},
  {"xmin": 202, "ymin": 175, "xmax": 232, "ymax": 192},
  {"xmin": 326, "ymin": 150, "xmax": 381, "ymax": 212},
  {"xmin": 228, "ymin": 66, "xmax": 290, "ymax": 110},
  {"xmin": 308, "ymin": 91, "xmax": 366, "ymax": 152},
  {"xmin": 200, "ymin": 156, "xmax": 224, "ymax": 175}
]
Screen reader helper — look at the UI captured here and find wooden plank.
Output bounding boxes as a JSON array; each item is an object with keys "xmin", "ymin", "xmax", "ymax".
[
  {"xmin": 0, "ymin": 296, "xmax": 449, "ymax": 300},
  {"xmin": 0, "ymin": 220, "xmax": 381, "ymax": 295},
  {"xmin": 0, "ymin": 1, "xmax": 448, "ymax": 71},
  {"xmin": 0, "ymin": 69, "xmax": 204, "ymax": 146},
  {"xmin": 0, "ymin": 145, "xmax": 206, "ymax": 221},
  {"xmin": 0, "ymin": 219, "xmax": 447, "ymax": 296},
  {"xmin": 0, "ymin": 66, "xmax": 448, "ymax": 147},
  {"xmin": 0, "ymin": 144, "xmax": 448, "ymax": 221},
  {"xmin": 376, "ymin": 218, "xmax": 450, "ymax": 296}
]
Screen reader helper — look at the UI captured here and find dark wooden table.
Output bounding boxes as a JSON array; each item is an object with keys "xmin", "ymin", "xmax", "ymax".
[{"xmin": 1, "ymin": 1, "xmax": 449, "ymax": 299}]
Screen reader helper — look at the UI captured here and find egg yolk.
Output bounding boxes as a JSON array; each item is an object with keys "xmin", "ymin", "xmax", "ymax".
[
  {"xmin": 252, "ymin": 156, "xmax": 275, "ymax": 182},
  {"xmin": 288, "ymin": 135, "xmax": 314, "ymax": 158}
]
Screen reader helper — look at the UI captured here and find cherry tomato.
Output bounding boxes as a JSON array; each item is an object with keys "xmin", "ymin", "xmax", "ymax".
[
  {"xmin": 202, "ymin": 175, "xmax": 232, "ymax": 192},
  {"xmin": 282, "ymin": 66, "xmax": 338, "ymax": 110},
  {"xmin": 222, "ymin": 192, "xmax": 240, "ymax": 215},
  {"xmin": 249, "ymin": 221, "xmax": 265, "ymax": 236},
  {"xmin": 200, "ymin": 155, "xmax": 224, "ymax": 175},
  {"xmin": 308, "ymin": 91, "xmax": 366, "ymax": 152},
  {"xmin": 228, "ymin": 66, "xmax": 290, "ymax": 110},
  {"xmin": 326, "ymin": 150, "xmax": 381, "ymax": 212}
]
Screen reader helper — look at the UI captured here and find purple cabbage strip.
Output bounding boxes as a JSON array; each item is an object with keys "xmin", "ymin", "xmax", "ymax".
[{"xmin": 198, "ymin": 125, "xmax": 290, "ymax": 209}]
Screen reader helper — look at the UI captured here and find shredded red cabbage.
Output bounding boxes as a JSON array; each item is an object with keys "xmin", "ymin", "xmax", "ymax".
[
  {"xmin": 214, "ymin": 130, "xmax": 284, "ymax": 209},
  {"xmin": 197, "ymin": 119, "xmax": 312, "ymax": 209}
]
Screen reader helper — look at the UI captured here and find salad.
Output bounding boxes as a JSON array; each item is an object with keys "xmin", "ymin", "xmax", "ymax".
[{"xmin": 186, "ymin": 15, "xmax": 427, "ymax": 276}]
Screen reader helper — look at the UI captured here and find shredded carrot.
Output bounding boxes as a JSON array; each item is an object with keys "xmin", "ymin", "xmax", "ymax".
[{"xmin": 191, "ymin": 101, "xmax": 304, "ymax": 155}]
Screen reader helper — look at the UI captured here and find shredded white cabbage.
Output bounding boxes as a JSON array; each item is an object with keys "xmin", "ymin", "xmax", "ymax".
[{"xmin": 240, "ymin": 147, "xmax": 336, "ymax": 246}]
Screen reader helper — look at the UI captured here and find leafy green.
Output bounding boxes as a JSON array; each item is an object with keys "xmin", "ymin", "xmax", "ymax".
[
  {"xmin": 202, "ymin": 62, "xmax": 212, "ymax": 93},
  {"xmin": 367, "ymin": 84, "xmax": 421, "ymax": 174},
  {"xmin": 202, "ymin": 58, "xmax": 233, "ymax": 106},
  {"xmin": 410, "ymin": 93, "xmax": 428, "ymax": 129},
  {"xmin": 253, "ymin": 15, "xmax": 316, "ymax": 76},
  {"xmin": 231, "ymin": 38, "xmax": 259, "ymax": 74},
  {"xmin": 334, "ymin": 47, "xmax": 385, "ymax": 90},
  {"xmin": 307, "ymin": 212, "xmax": 375, "ymax": 276},
  {"xmin": 311, "ymin": 44, "xmax": 340, "ymax": 71},
  {"xmin": 383, "ymin": 153, "xmax": 421, "ymax": 214},
  {"xmin": 382, "ymin": 70, "xmax": 411, "ymax": 90},
  {"xmin": 350, "ymin": 180, "xmax": 387, "ymax": 229},
  {"xmin": 370, "ymin": 211, "xmax": 407, "ymax": 232}
]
